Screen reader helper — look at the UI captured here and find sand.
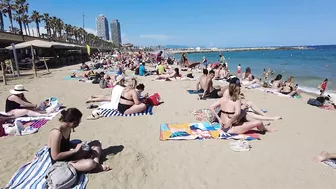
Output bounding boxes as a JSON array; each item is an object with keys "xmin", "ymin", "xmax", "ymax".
[{"xmin": 0, "ymin": 64, "xmax": 335, "ymax": 189}]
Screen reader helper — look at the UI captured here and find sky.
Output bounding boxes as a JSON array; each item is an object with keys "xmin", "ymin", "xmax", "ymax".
[{"xmin": 3, "ymin": 0, "xmax": 336, "ymax": 47}]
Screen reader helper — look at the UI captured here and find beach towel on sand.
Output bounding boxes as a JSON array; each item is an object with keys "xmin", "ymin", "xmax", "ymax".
[
  {"xmin": 187, "ymin": 89, "xmax": 204, "ymax": 94},
  {"xmin": 323, "ymin": 159, "xmax": 336, "ymax": 169},
  {"xmin": 160, "ymin": 122, "xmax": 260, "ymax": 141},
  {"xmin": 98, "ymin": 85, "xmax": 124, "ymax": 110},
  {"xmin": 5, "ymin": 146, "xmax": 88, "ymax": 189},
  {"xmin": 97, "ymin": 105, "xmax": 153, "ymax": 117}
]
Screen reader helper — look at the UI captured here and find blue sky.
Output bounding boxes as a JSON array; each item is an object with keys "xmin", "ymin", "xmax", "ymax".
[{"xmin": 4, "ymin": 0, "xmax": 336, "ymax": 47}]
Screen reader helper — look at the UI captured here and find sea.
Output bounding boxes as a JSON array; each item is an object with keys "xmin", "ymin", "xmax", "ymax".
[{"xmin": 172, "ymin": 45, "xmax": 336, "ymax": 99}]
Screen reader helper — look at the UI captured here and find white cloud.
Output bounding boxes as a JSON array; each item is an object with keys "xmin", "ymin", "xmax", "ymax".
[{"xmin": 139, "ymin": 34, "xmax": 170, "ymax": 40}]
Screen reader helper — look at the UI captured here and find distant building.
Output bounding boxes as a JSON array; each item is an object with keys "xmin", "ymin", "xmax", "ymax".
[
  {"xmin": 96, "ymin": 14, "xmax": 109, "ymax": 40},
  {"xmin": 110, "ymin": 19, "xmax": 122, "ymax": 46}
]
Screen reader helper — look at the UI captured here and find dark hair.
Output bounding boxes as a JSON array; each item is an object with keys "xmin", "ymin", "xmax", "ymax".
[
  {"xmin": 174, "ymin": 68, "xmax": 180, "ymax": 75},
  {"xmin": 246, "ymin": 67, "xmax": 251, "ymax": 73},
  {"xmin": 136, "ymin": 83, "xmax": 145, "ymax": 90},
  {"xmin": 59, "ymin": 108, "xmax": 82, "ymax": 124},
  {"xmin": 203, "ymin": 69, "xmax": 208, "ymax": 75},
  {"xmin": 209, "ymin": 70, "xmax": 215, "ymax": 74},
  {"xmin": 274, "ymin": 74, "xmax": 282, "ymax": 81},
  {"xmin": 324, "ymin": 79, "xmax": 328, "ymax": 82}
]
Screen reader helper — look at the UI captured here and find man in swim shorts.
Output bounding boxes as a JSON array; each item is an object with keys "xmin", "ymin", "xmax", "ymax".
[{"xmin": 200, "ymin": 70, "xmax": 226, "ymax": 99}]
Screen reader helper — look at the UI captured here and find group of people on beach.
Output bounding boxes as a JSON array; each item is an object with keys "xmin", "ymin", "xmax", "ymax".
[{"xmin": 1, "ymin": 49, "xmax": 334, "ymax": 188}]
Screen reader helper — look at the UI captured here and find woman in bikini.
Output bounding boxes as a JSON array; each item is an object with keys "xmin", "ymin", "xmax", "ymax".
[
  {"xmin": 154, "ymin": 68, "xmax": 180, "ymax": 81},
  {"xmin": 279, "ymin": 76, "xmax": 299, "ymax": 96},
  {"xmin": 210, "ymin": 78, "xmax": 275, "ymax": 134},
  {"xmin": 118, "ymin": 78, "xmax": 146, "ymax": 114},
  {"xmin": 271, "ymin": 74, "xmax": 283, "ymax": 89},
  {"xmin": 48, "ymin": 108, "xmax": 111, "ymax": 172}
]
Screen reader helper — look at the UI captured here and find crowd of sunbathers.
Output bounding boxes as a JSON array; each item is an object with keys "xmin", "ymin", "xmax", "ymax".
[{"xmin": 1, "ymin": 50, "xmax": 335, "ymax": 188}]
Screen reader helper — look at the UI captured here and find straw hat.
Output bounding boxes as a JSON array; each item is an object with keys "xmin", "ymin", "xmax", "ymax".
[
  {"xmin": 113, "ymin": 75, "xmax": 125, "ymax": 86},
  {"xmin": 10, "ymin": 84, "xmax": 28, "ymax": 95}
]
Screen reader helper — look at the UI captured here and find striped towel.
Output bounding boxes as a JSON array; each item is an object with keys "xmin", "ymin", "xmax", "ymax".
[
  {"xmin": 6, "ymin": 147, "xmax": 88, "ymax": 189},
  {"xmin": 98, "ymin": 106, "xmax": 153, "ymax": 117}
]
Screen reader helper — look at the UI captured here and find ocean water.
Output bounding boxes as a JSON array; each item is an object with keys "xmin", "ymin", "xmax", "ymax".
[{"xmin": 173, "ymin": 45, "xmax": 336, "ymax": 98}]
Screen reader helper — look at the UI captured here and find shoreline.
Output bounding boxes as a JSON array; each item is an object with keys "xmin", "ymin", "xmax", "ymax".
[{"xmin": 167, "ymin": 46, "xmax": 311, "ymax": 54}]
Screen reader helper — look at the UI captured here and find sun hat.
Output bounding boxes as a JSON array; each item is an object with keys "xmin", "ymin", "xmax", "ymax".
[
  {"xmin": 113, "ymin": 75, "xmax": 125, "ymax": 86},
  {"xmin": 10, "ymin": 84, "xmax": 28, "ymax": 95},
  {"xmin": 229, "ymin": 77, "xmax": 241, "ymax": 87}
]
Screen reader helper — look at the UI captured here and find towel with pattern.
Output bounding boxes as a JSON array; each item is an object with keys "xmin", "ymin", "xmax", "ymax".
[
  {"xmin": 5, "ymin": 146, "xmax": 88, "ymax": 189},
  {"xmin": 160, "ymin": 122, "xmax": 260, "ymax": 141},
  {"xmin": 98, "ymin": 105, "xmax": 153, "ymax": 117}
]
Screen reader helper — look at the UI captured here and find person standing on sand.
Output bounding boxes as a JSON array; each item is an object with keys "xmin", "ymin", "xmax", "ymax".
[
  {"xmin": 318, "ymin": 79, "xmax": 328, "ymax": 95},
  {"xmin": 202, "ymin": 56, "xmax": 208, "ymax": 68},
  {"xmin": 237, "ymin": 64, "xmax": 241, "ymax": 76}
]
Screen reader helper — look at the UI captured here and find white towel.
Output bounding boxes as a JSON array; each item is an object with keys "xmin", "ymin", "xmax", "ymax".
[{"xmin": 99, "ymin": 85, "xmax": 124, "ymax": 110}]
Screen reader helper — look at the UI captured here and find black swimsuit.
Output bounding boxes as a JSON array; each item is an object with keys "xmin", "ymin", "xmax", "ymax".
[
  {"xmin": 218, "ymin": 110, "xmax": 235, "ymax": 132},
  {"xmin": 118, "ymin": 95, "xmax": 134, "ymax": 114},
  {"xmin": 48, "ymin": 129, "xmax": 72, "ymax": 164},
  {"xmin": 5, "ymin": 96, "xmax": 21, "ymax": 112}
]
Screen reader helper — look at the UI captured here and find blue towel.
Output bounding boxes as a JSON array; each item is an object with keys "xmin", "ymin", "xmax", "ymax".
[
  {"xmin": 187, "ymin": 89, "xmax": 204, "ymax": 94},
  {"xmin": 6, "ymin": 146, "xmax": 88, "ymax": 189},
  {"xmin": 98, "ymin": 105, "xmax": 153, "ymax": 117}
]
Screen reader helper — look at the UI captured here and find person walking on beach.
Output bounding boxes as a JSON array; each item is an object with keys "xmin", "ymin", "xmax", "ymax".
[
  {"xmin": 237, "ymin": 64, "xmax": 241, "ymax": 77},
  {"xmin": 202, "ymin": 56, "xmax": 208, "ymax": 68},
  {"xmin": 219, "ymin": 53, "xmax": 227, "ymax": 67},
  {"xmin": 318, "ymin": 79, "xmax": 328, "ymax": 95}
]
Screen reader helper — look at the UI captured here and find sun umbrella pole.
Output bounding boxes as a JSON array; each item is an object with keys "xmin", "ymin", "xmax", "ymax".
[
  {"xmin": 30, "ymin": 45, "xmax": 37, "ymax": 77},
  {"xmin": 11, "ymin": 43, "xmax": 20, "ymax": 77},
  {"xmin": 1, "ymin": 62, "xmax": 7, "ymax": 85}
]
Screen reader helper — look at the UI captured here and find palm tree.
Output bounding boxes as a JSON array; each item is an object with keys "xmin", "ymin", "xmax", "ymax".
[
  {"xmin": 42, "ymin": 13, "xmax": 50, "ymax": 38},
  {"xmin": 64, "ymin": 24, "xmax": 72, "ymax": 42},
  {"xmin": 0, "ymin": 3, "xmax": 5, "ymax": 31},
  {"xmin": 13, "ymin": 0, "xmax": 28, "ymax": 35},
  {"xmin": 55, "ymin": 18, "xmax": 63, "ymax": 39},
  {"xmin": 30, "ymin": 10, "xmax": 42, "ymax": 37},
  {"xmin": 21, "ymin": 13, "xmax": 29, "ymax": 35},
  {"xmin": 1, "ymin": 0, "xmax": 14, "ymax": 31}
]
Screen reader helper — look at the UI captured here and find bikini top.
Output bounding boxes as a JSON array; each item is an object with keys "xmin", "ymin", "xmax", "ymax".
[{"xmin": 120, "ymin": 95, "xmax": 134, "ymax": 102}]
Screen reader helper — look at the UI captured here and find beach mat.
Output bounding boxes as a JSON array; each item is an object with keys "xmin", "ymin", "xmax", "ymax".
[
  {"xmin": 6, "ymin": 146, "xmax": 88, "ymax": 189},
  {"xmin": 160, "ymin": 122, "xmax": 260, "ymax": 141},
  {"xmin": 187, "ymin": 89, "xmax": 204, "ymax": 94},
  {"xmin": 64, "ymin": 76, "xmax": 81, "ymax": 80},
  {"xmin": 98, "ymin": 105, "xmax": 153, "ymax": 117},
  {"xmin": 323, "ymin": 159, "xmax": 336, "ymax": 169}
]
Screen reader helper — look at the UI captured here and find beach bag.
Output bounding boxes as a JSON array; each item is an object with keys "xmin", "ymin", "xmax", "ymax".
[
  {"xmin": 40, "ymin": 98, "xmax": 60, "ymax": 113},
  {"xmin": 99, "ymin": 79, "xmax": 108, "ymax": 89},
  {"xmin": 45, "ymin": 162, "xmax": 78, "ymax": 189},
  {"xmin": 146, "ymin": 93, "xmax": 161, "ymax": 106},
  {"xmin": 307, "ymin": 98, "xmax": 322, "ymax": 107}
]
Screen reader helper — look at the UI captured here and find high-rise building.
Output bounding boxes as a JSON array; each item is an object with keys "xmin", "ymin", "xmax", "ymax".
[
  {"xmin": 110, "ymin": 19, "xmax": 122, "ymax": 46},
  {"xmin": 96, "ymin": 14, "xmax": 109, "ymax": 40}
]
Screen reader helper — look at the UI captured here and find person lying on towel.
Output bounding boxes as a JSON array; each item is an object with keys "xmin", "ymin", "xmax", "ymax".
[{"xmin": 48, "ymin": 108, "xmax": 111, "ymax": 172}]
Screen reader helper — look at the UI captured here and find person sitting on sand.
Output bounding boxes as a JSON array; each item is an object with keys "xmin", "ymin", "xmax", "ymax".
[
  {"xmin": 136, "ymin": 83, "xmax": 149, "ymax": 101},
  {"xmin": 154, "ymin": 68, "xmax": 180, "ymax": 81},
  {"xmin": 278, "ymin": 76, "xmax": 300, "ymax": 96},
  {"xmin": 48, "ymin": 108, "xmax": 111, "ymax": 172},
  {"xmin": 194, "ymin": 69, "xmax": 208, "ymax": 92},
  {"xmin": 86, "ymin": 75, "xmax": 125, "ymax": 103},
  {"xmin": 241, "ymin": 67, "xmax": 259, "ymax": 85},
  {"xmin": 118, "ymin": 78, "xmax": 146, "ymax": 114},
  {"xmin": 80, "ymin": 63, "xmax": 90, "ymax": 71},
  {"xmin": 156, "ymin": 62, "xmax": 166, "ymax": 75},
  {"xmin": 5, "ymin": 84, "xmax": 48, "ymax": 117},
  {"xmin": 270, "ymin": 74, "xmax": 283, "ymax": 89},
  {"xmin": 314, "ymin": 151, "xmax": 336, "ymax": 162},
  {"xmin": 200, "ymin": 70, "xmax": 227, "ymax": 99},
  {"xmin": 209, "ymin": 78, "xmax": 275, "ymax": 134}
]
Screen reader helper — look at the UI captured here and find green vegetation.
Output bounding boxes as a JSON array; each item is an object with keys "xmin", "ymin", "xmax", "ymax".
[{"xmin": 0, "ymin": 0, "xmax": 116, "ymax": 49}]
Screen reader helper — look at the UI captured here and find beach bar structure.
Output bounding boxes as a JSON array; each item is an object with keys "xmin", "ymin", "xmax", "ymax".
[{"xmin": 1, "ymin": 40, "xmax": 88, "ymax": 84}]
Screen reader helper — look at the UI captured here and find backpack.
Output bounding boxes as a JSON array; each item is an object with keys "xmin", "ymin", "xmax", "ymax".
[
  {"xmin": 45, "ymin": 162, "xmax": 78, "ymax": 189},
  {"xmin": 146, "ymin": 93, "xmax": 161, "ymax": 106},
  {"xmin": 99, "ymin": 79, "xmax": 108, "ymax": 89},
  {"xmin": 307, "ymin": 98, "xmax": 322, "ymax": 107}
]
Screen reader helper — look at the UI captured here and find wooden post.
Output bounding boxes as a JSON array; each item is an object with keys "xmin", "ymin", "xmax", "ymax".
[
  {"xmin": 1, "ymin": 62, "xmax": 7, "ymax": 85},
  {"xmin": 9, "ymin": 59, "xmax": 15, "ymax": 77},
  {"xmin": 30, "ymin": 45, "xmax": 37, "ymax": 77},
  {"xmin": 43, "ymin": 57, "xmax": 50, "ymax": 73}
]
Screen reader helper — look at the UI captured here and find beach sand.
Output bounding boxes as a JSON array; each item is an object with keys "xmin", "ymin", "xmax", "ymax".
[{"xmin": 0, "ymin": 64, "xmax": 335, "ymax": 189}]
